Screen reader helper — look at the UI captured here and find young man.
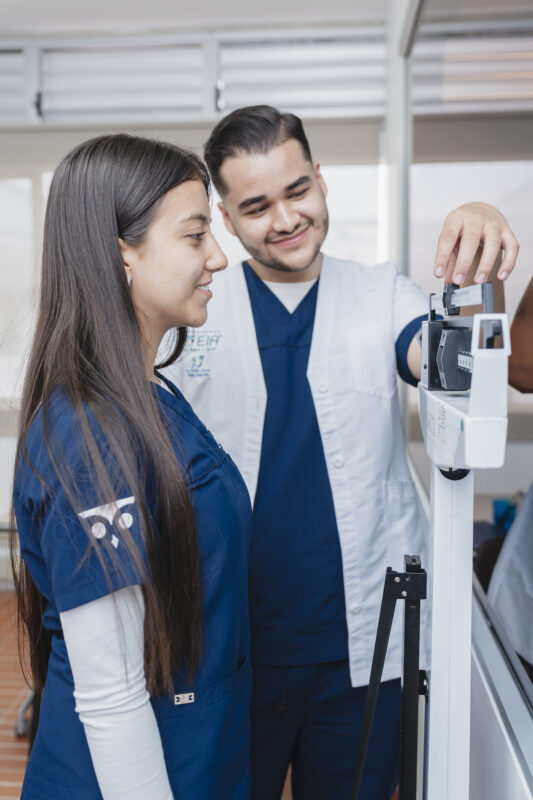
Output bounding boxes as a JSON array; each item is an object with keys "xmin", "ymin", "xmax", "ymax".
[{"xmin": 163, "ymin": 106, "xmax": 518, "ymax": 800}]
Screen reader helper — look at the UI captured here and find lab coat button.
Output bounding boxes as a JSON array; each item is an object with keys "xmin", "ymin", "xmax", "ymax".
[
  {"xmin": 319, "ymin": 382, "xmax": 329, "ymax": 393},
  {"xmin": 350, "ymin": 604, "xmax": 361, "ymax": 615},
  {"xmin": 333, "ymin": 457, "xmax": 344, "ymax": 468}
]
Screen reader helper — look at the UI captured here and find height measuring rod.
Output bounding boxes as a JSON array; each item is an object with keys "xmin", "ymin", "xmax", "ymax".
[{"xmin": 418, "ymin": 282, "xmax": 510, "ymax": 800}]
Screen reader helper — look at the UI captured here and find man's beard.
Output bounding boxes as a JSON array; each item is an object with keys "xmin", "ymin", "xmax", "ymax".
[{"xmin": 244, "ymin": 213, "xmax": 329, "ymax": 273}]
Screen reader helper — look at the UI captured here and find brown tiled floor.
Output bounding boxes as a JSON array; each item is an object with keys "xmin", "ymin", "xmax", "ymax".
[{"xmin": 0, "ymin": 593, "xmax": 29, "ymax": 800}]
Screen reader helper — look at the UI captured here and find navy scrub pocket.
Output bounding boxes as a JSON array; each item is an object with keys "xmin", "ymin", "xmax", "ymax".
[{"xmin": 153, "ymin": 656, "xmax": 252, "ymax": 800}]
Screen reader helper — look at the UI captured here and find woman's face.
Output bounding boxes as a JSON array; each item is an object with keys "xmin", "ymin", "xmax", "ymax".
[{"xmin": 121, "ymin": 180, "xmax": 227, "ymax": 343}]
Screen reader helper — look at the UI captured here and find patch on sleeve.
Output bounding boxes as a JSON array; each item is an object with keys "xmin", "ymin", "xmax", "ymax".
[{"xmin": 78, "ymin": 497, "xmax": 136, "ymax": 549}]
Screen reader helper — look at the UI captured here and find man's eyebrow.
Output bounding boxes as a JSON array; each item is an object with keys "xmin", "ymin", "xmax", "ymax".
[
  {"xmin": 286, "ymin": 176, "xmax": 311, "ymax": 192},
  {"xmin": 238, "ymin": 195, "xmax": 267, "ymax": 212},
  {"xmin": 237, "ymin": 176, "xmax": 311, "ymax": 212},
  {"xmin": 178, "ymin": 213, "xmax": 210, "ymax": 225}
]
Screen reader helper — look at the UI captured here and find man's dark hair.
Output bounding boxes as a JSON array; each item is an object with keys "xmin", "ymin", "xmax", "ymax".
[{"xmin": 204, "ymin": 105, "xmax": 313, "ymax": 195}]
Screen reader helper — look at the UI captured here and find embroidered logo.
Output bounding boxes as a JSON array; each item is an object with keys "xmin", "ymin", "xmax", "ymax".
[
  {"xmin": 174, "ymin": 692, "xmax": 195, "ymax": 706},
  {"xmin": 184, "ymin": 328, "xmax": 223, "ymax": 378},
  {"xmin": 78, "ymin": 497, "xmax": 135, "ymax": 549},
  {"xmin": 190, "ymin": 354, "xmax": 206, "ymax": 373}
]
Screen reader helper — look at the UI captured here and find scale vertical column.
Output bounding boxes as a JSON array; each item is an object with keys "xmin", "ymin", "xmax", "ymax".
[{"xmin": 424, "ymin": 466, "xmax": 474, "ymax": 800}]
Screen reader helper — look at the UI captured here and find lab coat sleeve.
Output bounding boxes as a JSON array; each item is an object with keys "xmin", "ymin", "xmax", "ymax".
[{"xmin": 392, "ymin": 269, "xmax": 429, "ymax": 342}]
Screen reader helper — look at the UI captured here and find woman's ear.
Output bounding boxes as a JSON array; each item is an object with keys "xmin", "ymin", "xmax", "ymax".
[
  {"xmin": 118, "ymin": 237, "xmax": 129, "ymax": 264},
  {"xmin": 118, "ymin": 238, "xmax": 133, "ymax": 286}
]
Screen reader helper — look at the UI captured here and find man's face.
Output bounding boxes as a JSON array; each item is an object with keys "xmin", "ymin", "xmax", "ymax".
[{"xmin": 217, "ymin": 138, "xmax": 329, "ymax": 281}]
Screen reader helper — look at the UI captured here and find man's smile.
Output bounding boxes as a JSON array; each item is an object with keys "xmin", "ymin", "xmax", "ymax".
[{"xmin": 269, "ymin": 224, "xmax": 311, "ymax": 248}]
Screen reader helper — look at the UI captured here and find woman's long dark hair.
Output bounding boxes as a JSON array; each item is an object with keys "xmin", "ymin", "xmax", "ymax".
[{"xmin": 11, "ymin": 134, "xmax": 210, "ymax": 696}]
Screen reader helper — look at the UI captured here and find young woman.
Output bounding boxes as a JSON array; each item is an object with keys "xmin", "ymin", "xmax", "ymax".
[{"xmin": 11, "ymin": 134, "xmax": 252, "ymax": 799}]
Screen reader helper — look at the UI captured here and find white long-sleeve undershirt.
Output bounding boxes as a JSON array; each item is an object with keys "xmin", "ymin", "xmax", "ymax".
[{"xmin": 60, "ymin": 585, "xmax": 173, "ymax": 800}]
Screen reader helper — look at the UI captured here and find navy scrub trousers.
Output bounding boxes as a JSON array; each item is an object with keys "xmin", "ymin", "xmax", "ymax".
[
  {"xmin": 251, "ymin": 664, "xmax": 401, "ymax": 800},
  {"xmin": 14, "ymin": 381, "xmax": 252, "ymax": 800}
]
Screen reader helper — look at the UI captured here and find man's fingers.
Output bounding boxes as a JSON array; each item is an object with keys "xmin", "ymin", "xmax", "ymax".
[
  {"xmin": 434, "ymin": 203, "xmax": 519, "ymax": 284},
  {"xmin": 499, "ymin": 230, "xmax": 520, "ymax": 280},
  {"xmin": 434, "ymin": 214, "xmax": 462, "ymax": 277},
  {"xmin": 474, "ymin": 228, "xmax": 502, "ymax": 284},
  {"xmin": 443, "ymin": 250, "xmax": 457, "ymax": 284},
  {"xmin": 451, "ymin": 229, "xmax": 483, "ymax": 285}
]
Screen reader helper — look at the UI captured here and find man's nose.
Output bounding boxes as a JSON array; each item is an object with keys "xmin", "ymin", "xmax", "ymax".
[{"xmin": 271, "ymin": 202, "xmax": 299, "ymax": 233}]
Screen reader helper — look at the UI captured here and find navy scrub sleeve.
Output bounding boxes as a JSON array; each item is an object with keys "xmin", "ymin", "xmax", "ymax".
[
  {"xmin": 13, "ymin": 384, "xmax": 252, "ymax": 800},
  {"xmin": 14, "ymin": 389, "xmax": 146, "ymax": 628}
]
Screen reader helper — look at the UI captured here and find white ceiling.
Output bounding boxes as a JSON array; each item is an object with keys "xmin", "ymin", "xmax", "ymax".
[{"xmin": 0, "ymin": 0, "xmax": 386, "ymax": 38}]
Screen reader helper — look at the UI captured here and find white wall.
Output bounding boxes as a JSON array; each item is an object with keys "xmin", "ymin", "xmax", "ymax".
[{"xmin": 0, "ymin": 437, "xmax": 16, "ymax": 519}]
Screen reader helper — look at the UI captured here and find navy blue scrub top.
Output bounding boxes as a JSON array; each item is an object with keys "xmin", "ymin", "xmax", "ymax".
[
  {"xmin": 13, "ymin": 382, "xmax": 252, "ymax": 800},
  {"xmin": 244, "ymin": 263, "xmax": 349, "ymax": 666}
]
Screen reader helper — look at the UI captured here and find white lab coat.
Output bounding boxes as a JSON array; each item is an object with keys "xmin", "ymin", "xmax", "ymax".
[{"xmin": 163, "ymin": 255, "xmax": 429, "ymax": 687}]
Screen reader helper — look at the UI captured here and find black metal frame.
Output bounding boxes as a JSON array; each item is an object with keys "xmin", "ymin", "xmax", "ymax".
[{"xmin": 352, "ymin": 555, "xmax": 427, "ymax": 800}]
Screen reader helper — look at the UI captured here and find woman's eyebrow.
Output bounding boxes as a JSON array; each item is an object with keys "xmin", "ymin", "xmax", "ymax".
[{"xmin": 178, "ymin": 213, "xmax": 210, "ymax": 225}]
